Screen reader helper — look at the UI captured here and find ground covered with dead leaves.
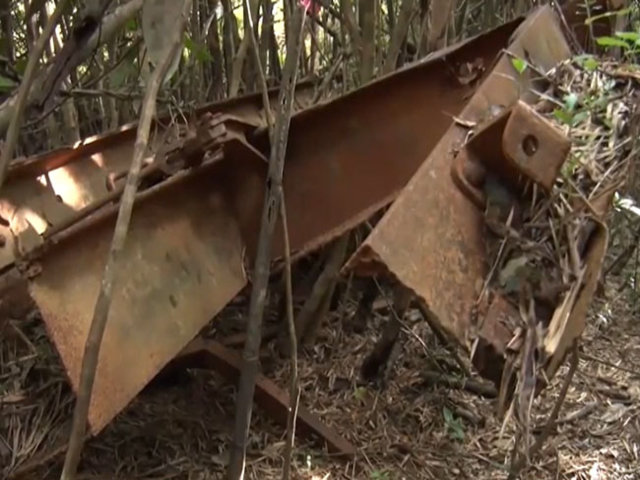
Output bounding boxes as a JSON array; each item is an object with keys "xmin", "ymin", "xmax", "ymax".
[{"xmin": 1, "ymin": 268, "xmax": 639, "ymax": 480}]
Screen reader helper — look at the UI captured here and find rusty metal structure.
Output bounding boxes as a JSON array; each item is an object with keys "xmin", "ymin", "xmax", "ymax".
[
  {"xmin": 0, "ymin": 1, "xmax": 621, "ymax": 455},
  {"xmin": 346, "ymin": 7, "xmax": 580, "ymax": 381}
]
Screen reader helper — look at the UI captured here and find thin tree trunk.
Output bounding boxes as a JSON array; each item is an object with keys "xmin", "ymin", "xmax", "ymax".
[
  {"xmin": 227, "ymin": 3, "xmax": 306, "ymax": 479},
  {"xmin": 221, "ymin": 0, "xmax": 237, "ymax": 93},
  {"xmin": 207, "ymin": 0, "xmax": 225, "ymax": 100},
  {"xmin": 426, "ymin": 0, "xmax": 456, "ymax": 52},
  {"xmin": 383, "ymin": 0, "xmax": 414, "ymax": 74},
  {"xmin": 0, "ymin": 0, "xmax": 14, "ymax": 62},
  {"xmin": 385, "ymin": 0, "xmax": 395, "ymax": 32},
  {"xmin": 359, "ymin": 0, "xmax": 375, "ymax": 83},
  {"xmin": 229, "ymin": 0, "xmax": 259, "ymax": 96},
  {"xmin": 259, "ymin": 0, "xmax": 271, "ymax": 77}
]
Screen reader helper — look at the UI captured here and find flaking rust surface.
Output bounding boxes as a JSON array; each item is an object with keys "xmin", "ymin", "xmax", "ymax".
[
  {"xmin": 345, "ymin": 6, "xmax": 572, "ymax": 349},
  {"xmin": 232, "ymin": 19, "xmax": 521, "ymax": 261},
  {"xmin": 29, "ymin": 167, "xmax": 247, "ymax": 434}
]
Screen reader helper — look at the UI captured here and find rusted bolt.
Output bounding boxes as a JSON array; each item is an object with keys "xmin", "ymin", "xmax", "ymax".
[{"xmin": 522, "ymin": 134, "xmax": 538, "ymax": 156}]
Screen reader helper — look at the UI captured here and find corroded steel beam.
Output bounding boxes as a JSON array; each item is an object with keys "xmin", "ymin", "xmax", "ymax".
[{"xmin": 231, "ymin": 20, "xmax": 521, "ymax": 261}]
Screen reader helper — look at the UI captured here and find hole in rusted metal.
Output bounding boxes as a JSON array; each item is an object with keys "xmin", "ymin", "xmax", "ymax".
[{"xmin": 522, "ymin": 134, "xmax": 538, "ymax": 156}]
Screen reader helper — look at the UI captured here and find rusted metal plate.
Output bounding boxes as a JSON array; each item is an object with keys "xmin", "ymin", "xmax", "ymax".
[
  {"xmin": 500, "ymin": 101, "xmax": 570, "ymax": 191},
  {"xmin": 228, "ymin": 19, "xmax": 523, "ymax": 261},
  {"xmin": 451, "ymin": 100, "xmax": 571, "ymax": 209},
  {"xmin": 28, "ymin": 160, "xmax": 248, "ymax": 434},
  {"xmin": 171, "ymin": 338, "xmax": 357, "ymax": 457},
  {"xmin": 345, "ymin": 7, "xmax": 572, "ymax": 350},
  {"xmin": 21, "ymin": 117, "xmax": 269, "ymax": 434}
]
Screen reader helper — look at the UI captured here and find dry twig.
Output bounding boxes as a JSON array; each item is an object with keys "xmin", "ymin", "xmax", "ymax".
[
  {"xmin": 508, "ymin": 341, "xmax": 579, "ymax": 479},
  {"xmin": 280, "ymin": 197, "xmax": 298, "ymax": 480}
]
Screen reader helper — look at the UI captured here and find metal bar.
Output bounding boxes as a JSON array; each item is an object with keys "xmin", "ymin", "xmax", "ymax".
[{"xmin": 172, "ymin": 338, "xmax": 357, "ymax": 457}]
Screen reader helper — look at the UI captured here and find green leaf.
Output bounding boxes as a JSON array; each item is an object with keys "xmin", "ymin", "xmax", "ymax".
[
  {"xmin": 370, "ymin": 470, "xmax": 390, "ymax": 480},
  {"xmin": 575, "ymin": 54, "xmax": 599, "ymax": 71},
  {"xmin": 0, "ymin": 74, "xmax": 16, "ymax": 92},
  {"xmin": 595, "ymin": 36, "xmax": 631, "ymax": 49},
  {"xmin": 184, "ymin": 34, "xmax": 196, "ymax": 52},
  {"xmin": 443, "ymin": 406, "xmax": 454, "ymax": 423},
  {"xmin": 354, "ymin": 386, "xmax": 367, "ymax": 401},
  {"xmin": 553, "ymin": 108, "xmax": 574, "ymax": 126},
  {"xmin": 563, "ymin": 92, "xmax": 579, "ymax": 112},
  {"xmin": 125, "ymin": 17, "xmax": 138, "ymax": 31},
  {"xmin": 584, "ymin": 56, "xmax": 599, "ymax": 71},
  {"xmin": 443, "ymin": 407, "xmax": 465, "ymax": 441},
  {"xmin": 511, "ymin": 57, "xmax": 527, "ymax": 74},
  {"xmin": 450, "ymin": 421, "xmax": 465, "ymax": 440},
  {"xmin": 615, "ymin": 31, "xmax": 640, "ymax": 42},
  {"xmin": 572, "ymin": 111, "xmax": 589, "ymax": 125},
  {"xmin": 184, "ymin": 35, "xmax": 213, "ymax": 63}
]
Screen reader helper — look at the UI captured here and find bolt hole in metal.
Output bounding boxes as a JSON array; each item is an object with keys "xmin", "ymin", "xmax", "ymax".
[{"xmin": 522, "ymin": 134, "xmax": 538, "ymax": 156}]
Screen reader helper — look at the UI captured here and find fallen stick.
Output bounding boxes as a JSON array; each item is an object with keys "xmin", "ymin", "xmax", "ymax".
[
  {"xmin": 508, "ymin": 341, "xmax": 579, "ymax": 479},
  {"xmin": 421, "ymin": 371, "xmax": 498, "ymax": 398}
]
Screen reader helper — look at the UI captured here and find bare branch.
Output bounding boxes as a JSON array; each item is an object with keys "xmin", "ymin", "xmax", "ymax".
[{"xmin": 280, "ymin": 196, "xmax": 299, "ymax": 480}]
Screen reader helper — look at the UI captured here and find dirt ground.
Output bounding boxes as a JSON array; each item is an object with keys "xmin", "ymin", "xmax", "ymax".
[{"xmin": 1, "ymin": 269, "xmax": 639, "ymax": 480}]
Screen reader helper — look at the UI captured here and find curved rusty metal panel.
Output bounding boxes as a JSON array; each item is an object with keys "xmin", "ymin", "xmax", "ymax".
[{"xmin": 345, "ymin": 6, "xmax": 572, "ymax": 350}]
